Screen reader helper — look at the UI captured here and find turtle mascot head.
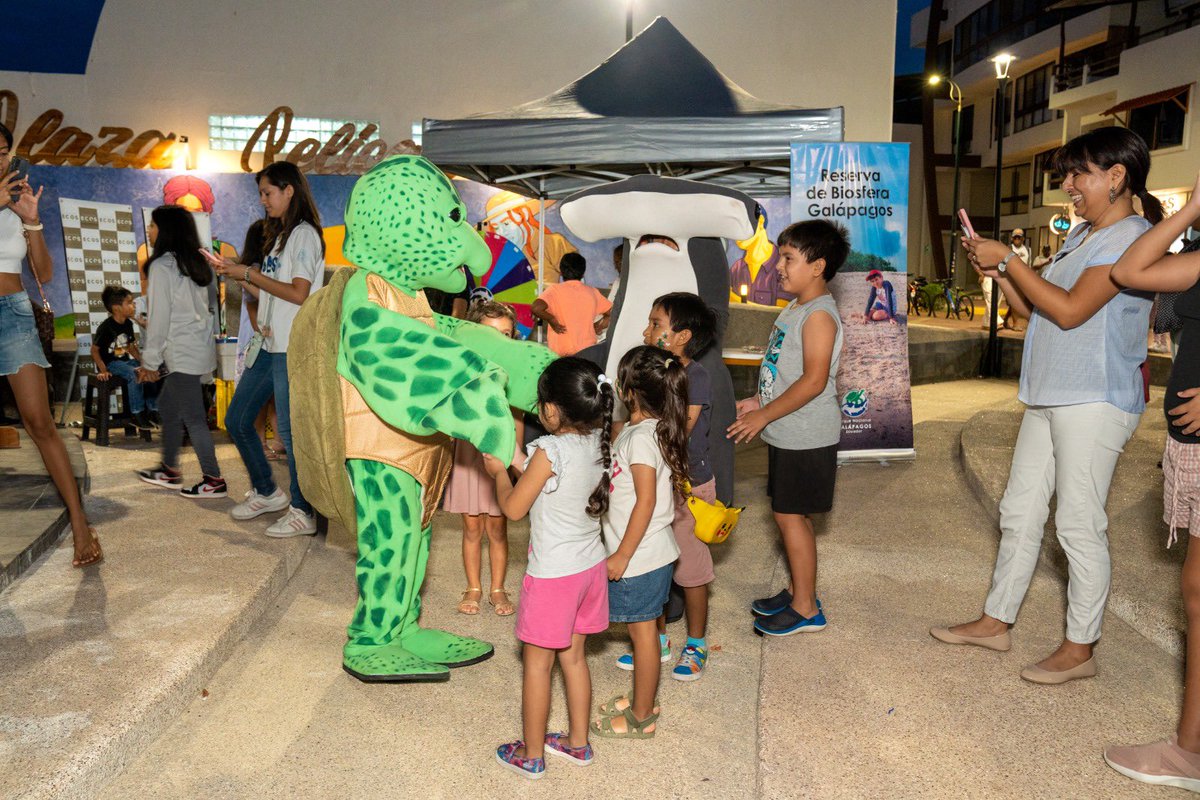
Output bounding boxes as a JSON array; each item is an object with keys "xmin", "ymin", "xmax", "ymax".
[{"xmin": 342, "ymin": 154, "xmax": 492, "ymax": 294}]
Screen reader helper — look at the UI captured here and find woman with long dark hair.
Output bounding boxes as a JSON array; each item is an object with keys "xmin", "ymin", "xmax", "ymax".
[
  {"xmin": 931, "ymin": 127, "xmax": 1163, "ymax": 684},
  {"xmin": 135, "ymin": 205, "xmax": 226, "ymax": 498},
  {"xmin": 0, "ymin": 124, "xmax": 101, "ymax": 566},
  {"xmin": 210, "ymin": 162, "xmax": 324, "ymax": 537}
]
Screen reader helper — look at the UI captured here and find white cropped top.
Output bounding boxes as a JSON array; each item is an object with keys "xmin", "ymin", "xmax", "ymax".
[{"xmin": 0, "ymin": 209, "xmax": 26, "ymax": 274}]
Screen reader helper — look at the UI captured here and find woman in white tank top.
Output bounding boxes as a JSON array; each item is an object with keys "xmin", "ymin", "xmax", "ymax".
[{"xmin": 0, "ymin": 124, "xmax": 102, "ymax": 568}]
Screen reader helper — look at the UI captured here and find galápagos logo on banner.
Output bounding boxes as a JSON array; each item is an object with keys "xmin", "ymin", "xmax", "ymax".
[{"xmin": 841, "ymin": 389, "xmax": 868, "ymax": 418}]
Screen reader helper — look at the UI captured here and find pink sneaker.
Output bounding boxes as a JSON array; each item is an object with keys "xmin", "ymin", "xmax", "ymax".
[{"xmin": 1104, "ymin": 737, "xmax": 1200, "ymax": 792}]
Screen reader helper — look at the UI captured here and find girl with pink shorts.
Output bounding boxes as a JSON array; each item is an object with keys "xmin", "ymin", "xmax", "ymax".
[{"xmin": 482, "ymin": 357, "xmax": 615, "ymax": 780}]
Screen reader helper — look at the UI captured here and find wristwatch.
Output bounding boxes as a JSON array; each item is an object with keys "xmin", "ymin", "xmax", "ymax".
[{"xmin": 997, "ymin": 252, "xmax": 1016, "ymax": 274}]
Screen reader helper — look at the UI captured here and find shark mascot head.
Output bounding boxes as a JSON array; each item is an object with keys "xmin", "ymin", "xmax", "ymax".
[{"xmin": 560, "ymin": 175, "xmax": 757, "ymax": 504}]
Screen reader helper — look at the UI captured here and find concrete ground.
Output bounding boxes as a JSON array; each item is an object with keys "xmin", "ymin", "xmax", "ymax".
[{"xmin": 78, "ymin": 380, "xmax": 1186, "ymax": 799}]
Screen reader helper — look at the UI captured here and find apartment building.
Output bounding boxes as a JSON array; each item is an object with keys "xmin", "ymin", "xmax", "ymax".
[{"xmin": 909, "ymin": 0, "xmax": 1199, "ymax": 281}]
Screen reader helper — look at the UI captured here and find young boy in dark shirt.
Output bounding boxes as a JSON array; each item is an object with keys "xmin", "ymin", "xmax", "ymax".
[
  {"xmin": 636, "ymin": 291, "xmax": 719, "ymax": 681},
  {"xmin": 92, "ymin": 285, "xmax": 158, "ymax": 429}
]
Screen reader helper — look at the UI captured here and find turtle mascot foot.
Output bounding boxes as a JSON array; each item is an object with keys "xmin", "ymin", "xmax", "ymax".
[{"xmin": 288, "ymin": 155, "xmax": 556, "ymax": 683}]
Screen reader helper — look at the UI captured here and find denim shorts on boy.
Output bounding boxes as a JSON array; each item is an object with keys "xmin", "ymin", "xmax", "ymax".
[
  {"xmin": 515, "ymin": 560, "xmax": 609, "ymax": 649},
  {"xmin": 671, "ymin": 478, "xmax": 716, "ymax": 587},
  {"xmin": 608, "ymin": 561, "xmax": 674, "ymax": 624},
  {"xmin": 767, "ymin": 443, "xmax": 838, "ymax": 515},
  {"xmin": 0, "ymin": 292, "xmax": 50, "ymax": 376}
]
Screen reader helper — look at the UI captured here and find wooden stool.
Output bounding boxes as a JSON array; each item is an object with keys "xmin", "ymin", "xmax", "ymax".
[{"xmin": 81, "ymin": 374, "xmax": 151, "ymax": 446}]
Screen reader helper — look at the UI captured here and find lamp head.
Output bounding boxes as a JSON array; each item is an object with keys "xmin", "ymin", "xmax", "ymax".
[
  {"xmin": 928, "ymin": 75, "xmax": 942, "ymax": 86},
  {"xmin": 991, "ymin": 53, "xmax": 1015, "ymax": 79}
]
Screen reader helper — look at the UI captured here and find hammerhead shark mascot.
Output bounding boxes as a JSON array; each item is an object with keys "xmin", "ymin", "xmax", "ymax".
[{"xmin": 561, "ymin": 175, "xmax": 758, "ymax": 504}]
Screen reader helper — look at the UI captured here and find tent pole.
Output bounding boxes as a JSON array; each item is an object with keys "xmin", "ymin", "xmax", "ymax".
[{"xmin": 538, "ymin": 178, "xmax": 546, "ymax": 344}]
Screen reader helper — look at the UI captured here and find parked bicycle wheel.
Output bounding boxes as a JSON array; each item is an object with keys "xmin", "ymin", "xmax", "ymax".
[{"xmin": 954, "ymin": 294, "xmax": 975, "ymax": 321}]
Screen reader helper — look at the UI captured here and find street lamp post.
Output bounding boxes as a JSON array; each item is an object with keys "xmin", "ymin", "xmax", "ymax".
[
  {"xmin": 929, "ymin": 75, "xmax": 964, "ymax": 283},
  {"xmin": 982, "ymin": 52, "xmax": 1015, "ymax": 378}
]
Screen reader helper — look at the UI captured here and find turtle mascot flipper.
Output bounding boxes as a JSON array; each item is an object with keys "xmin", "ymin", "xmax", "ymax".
[{"xmin": 290, "ymin": 155, "xmax": 555, "ymax": 682}]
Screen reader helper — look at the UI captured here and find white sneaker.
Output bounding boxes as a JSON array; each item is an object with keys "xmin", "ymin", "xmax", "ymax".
[
  {"xmin": 265, "ymin": 507, "xmax": 317, "ymax": 538},
  {"xmin": 230, "ymin": 488, "xmax": 290, "ymax": 521}
]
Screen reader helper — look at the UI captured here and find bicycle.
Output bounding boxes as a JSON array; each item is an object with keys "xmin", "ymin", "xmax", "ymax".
[
  {"xmin": 907, "ymin": 277, "xmax": 931, "ymax": 317},
  {"xmin": 927, "ymin": 279, "xmax": 976, "ymax": 321}
]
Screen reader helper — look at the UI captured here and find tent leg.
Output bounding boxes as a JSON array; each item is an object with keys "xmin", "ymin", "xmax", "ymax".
[{"xmin": 537, "ymin": 179, "xmax": 546, "ymax": 344}]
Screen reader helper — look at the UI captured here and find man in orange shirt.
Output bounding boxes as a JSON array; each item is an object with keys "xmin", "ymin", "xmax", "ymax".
[{"xmin": 532, "ymin": 253, "xmax": 612, "ymax": 356}]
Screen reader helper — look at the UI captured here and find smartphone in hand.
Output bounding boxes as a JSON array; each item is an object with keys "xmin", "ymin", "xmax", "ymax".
[
  {"xmin": 7, "ymin": 156, "xmax": 29, "ymax": 201},
  {"xmin": 958, "ymin": 208, "xmax": 978, "ymax": 240}
]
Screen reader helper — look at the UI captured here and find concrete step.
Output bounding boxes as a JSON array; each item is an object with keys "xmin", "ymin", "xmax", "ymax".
[
  {"xmin": 959, "ymin": 390, "xmax": 1183, "ymax": 656},
  {"xmin": 0, "ymin": 437, "xmax": 311, "ymax": 800}
]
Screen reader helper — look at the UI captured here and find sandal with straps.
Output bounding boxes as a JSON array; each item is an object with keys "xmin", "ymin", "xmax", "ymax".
[
  {"xmin": 591, "ymin": 706, "xmax": 659, "ymax": 739},
  {"xmin": 597, "ymin": 694, "xmax": 661, "ymax": 718},
  {"xmin": 489, "ymin": 588, "xmax": 515, "ymax": 617},
  {"xmin": 457, "ymin": 588, "xmax": 482, "ymax": 615}
]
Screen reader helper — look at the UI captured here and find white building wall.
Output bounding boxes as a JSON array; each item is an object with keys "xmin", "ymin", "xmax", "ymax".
[{"xmin": 0, "ymin": 0, "xmax": 897, "ymax": 172}]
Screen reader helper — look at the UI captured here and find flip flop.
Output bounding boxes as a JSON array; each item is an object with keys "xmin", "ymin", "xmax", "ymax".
[{"xmin": 72, "ymin": 527, "xmax": 104, "ymax": 568}]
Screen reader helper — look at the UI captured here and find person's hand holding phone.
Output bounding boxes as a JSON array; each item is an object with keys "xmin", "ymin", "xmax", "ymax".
[{"xmin": 201, "ymin": 248, "xmax": 241, "ymax": 278}]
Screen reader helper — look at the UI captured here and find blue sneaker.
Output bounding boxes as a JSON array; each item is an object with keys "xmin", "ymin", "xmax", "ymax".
[
  {"xmin": 616, "ymin": 637, "xmax": 670, "ymax": 671},
  {"xmin": 754, "ymin": 606, "xmax": 827, "ymax": 637},
  {"xmin": 671, "ymin": 644, "xmax": 708, "ymax": 682},
  {"xmin": 495, "ymin": 741, "xmax": 545, "ymax": 780},
  {"xmin": 751, "ymin": 590, "xmax": 822, "ymax": 617}
]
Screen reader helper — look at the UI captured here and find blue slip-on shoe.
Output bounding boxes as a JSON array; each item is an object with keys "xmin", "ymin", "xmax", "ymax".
[
  {"xmin": 544, "ymin": 732, "xmax": 594, "ymax": 766},
  {"xmin": 751, "ymin": 590, "xmax": 822, "ymax": 617},
  {"xmin": 754, "ymin": 606, "xmax": 827, "ymax": 637}
]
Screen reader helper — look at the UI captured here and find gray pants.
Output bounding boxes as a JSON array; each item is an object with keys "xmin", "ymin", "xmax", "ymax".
[
  {"xmin": 984, "ymin": 402, "xmax": 1139, "ymax": 643},
  {"xmin": 159, "ymin": 372, "xmax": 220, "ymax": 479}
]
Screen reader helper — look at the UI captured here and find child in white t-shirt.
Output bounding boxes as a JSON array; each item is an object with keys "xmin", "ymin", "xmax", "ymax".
[
  {"xmin": 483, "ymin": 357, "xmax": 615, "ymax": 780},
  {"xmin": 592, "ymin": 345, "xmax": 691, "ymax": 740}
]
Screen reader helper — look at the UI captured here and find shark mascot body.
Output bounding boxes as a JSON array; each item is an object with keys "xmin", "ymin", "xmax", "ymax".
[{"xmin": 561, "ymin": 175, "xmax": 758, "ymax": 504}]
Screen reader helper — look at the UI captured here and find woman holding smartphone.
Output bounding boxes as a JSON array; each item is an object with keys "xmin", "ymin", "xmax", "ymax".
[
  {"xmin": 0, "ymin": 124, "xmax": 101, "ymax": 567},
  {"xmin": 206, "ymin": 162, "xmax": 324, "ymax": 537},
  {"xmin": 931, "ymin": 127, "xmax": 1161, "ymax": 684}
]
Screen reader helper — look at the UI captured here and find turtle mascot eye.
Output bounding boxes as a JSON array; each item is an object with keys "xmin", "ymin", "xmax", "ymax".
[{"xmin": 288, "ymin": 155, "xmax": 556, "ymax": 682}]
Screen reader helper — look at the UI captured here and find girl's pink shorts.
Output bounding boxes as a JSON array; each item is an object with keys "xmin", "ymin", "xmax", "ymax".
[{"xmin": 515, "ymin": 560, "xmax": 609, "ymax": 649}]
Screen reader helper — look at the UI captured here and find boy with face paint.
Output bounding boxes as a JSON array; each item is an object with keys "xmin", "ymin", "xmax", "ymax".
[{"xmin": 637, "ymin": 292, "xmax": 719, "ymax": 680}]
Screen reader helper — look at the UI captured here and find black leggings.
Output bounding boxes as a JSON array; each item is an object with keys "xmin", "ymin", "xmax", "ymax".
[{"xmin": 158, "ymin": 372, "xmax": 220, "ymax": 478}]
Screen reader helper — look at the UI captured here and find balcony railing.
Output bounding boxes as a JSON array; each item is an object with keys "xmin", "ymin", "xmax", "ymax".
[{"xmin": 1054, "ymin": 51, "xmax": 1122, "ymax": 92}]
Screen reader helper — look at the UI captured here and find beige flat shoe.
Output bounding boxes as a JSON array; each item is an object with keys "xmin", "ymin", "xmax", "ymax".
[
  {"xmin": 929, "ymin": 626, "xmax": 1011, "ymax": 652},
  {"xmin": 1020, "ymin": 656, "xmax": 1096, "ymax": 685}
]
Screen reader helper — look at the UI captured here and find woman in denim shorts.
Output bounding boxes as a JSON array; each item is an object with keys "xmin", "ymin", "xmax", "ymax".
[{"xmin": 0, "ymin": 124, "xmax": 101, "ymax": 567}]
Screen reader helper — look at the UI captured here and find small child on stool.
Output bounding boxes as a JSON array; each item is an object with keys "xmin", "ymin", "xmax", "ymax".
[
  {"xmin": 728, "ymin": 220, "xmax": 848, "ymax": 636},
  {"xmin": 91, "ymin": 285, "xmax": 159, "ymax": 430}
]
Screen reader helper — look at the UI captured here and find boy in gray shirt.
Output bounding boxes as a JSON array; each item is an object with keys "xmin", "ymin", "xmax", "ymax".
[{"xmin": 727, "ymin": 220, "xmax": 849, "ymax": 636}]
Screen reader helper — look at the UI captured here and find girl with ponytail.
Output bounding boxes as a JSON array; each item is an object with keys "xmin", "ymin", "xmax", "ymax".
[
  {"xmin": 482, "ymin": 357, "xmax": 614, "ymax": 779},
  {"xmin": 937, "ymin": 126, "xmax": 1160, "ymax": 685},
  {"xmin": 590, "ymin": 345, "xmax": 691, "ymax": 740}
]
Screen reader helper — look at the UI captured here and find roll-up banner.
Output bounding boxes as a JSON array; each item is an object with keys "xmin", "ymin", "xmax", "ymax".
[{"xmin": 790, "ymin": 142, "xmax": 915, "ymax": 462}]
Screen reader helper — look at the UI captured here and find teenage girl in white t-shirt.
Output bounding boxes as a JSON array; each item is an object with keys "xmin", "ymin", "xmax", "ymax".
[
  {"xmin": 482, "ymin": 356, "xmax": 614, "ymax": 779},
  {"xmin": 210, "ymin": 162, "xmax": 324, "ymax": 537},
  {"xmin": 593, "ymin": 344, "xmax": 690, "ymax": 740}
]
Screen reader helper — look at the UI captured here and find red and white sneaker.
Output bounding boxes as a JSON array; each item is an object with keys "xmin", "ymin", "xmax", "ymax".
[
  {"xmin": 137, "ymin": 464, "xmax": 182, "ymax": 489},
  {"xmin": 265, "ymin": 507, "xmax": 317, "ymax": 538},
  {"xmin": 180, "ymin": 476, "xmax": 228, "ymax": 499}
]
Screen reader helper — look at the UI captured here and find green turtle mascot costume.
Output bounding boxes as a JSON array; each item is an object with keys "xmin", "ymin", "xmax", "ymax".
[{"xmin": 289, "ymin": 155, "xmax": 555, "ymax": 683}]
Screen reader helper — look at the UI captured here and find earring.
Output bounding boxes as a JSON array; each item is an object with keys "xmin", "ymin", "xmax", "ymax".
[{"xmin": 1108, "ymin": 187, "xmax": 1117, "ymax": 204}]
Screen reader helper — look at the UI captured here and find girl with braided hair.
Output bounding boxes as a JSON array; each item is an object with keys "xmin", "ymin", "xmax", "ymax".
[
  {"xmin": 592, "ymin": 344, "xmax": 691, "ymax": 740},
  {"xmin": 482, "ymin": 356, "xmax": 615, "ymax": 779}
]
